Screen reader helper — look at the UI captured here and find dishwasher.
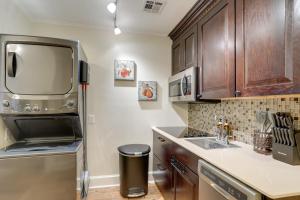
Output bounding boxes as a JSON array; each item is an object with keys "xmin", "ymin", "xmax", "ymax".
[{"xmin": 198, "ymin": 160, "xmax": 262, "ymax": 200}]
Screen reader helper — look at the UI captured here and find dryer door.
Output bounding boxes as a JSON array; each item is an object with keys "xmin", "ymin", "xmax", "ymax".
[{"xmin": 5, "ymin": 43, "xmax": 73, "ymax": 95}]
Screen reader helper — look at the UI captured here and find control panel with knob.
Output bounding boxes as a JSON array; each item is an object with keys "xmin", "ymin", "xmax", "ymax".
[
  {"xmin": 24, "ymin": 105, "xmax": 32, "ymax": 112},
  {"xmin": 32, "ymin": 105, "xmax": 40, "ymax": 112},
  {"xmin": 0, "ymin": 93, "xmax": 79, "ymax": 114},
  {"xmin": 66, "ymin": 100, "xmax": 75, "ymax": 108}
]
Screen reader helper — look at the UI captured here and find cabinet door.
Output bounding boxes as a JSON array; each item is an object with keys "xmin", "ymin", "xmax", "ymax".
[
  {"xmin": 197, "ymin": 0, "xmax": 235, "ymax": 99},
  {"xmin": 182, "ymin": 25, "xmax": 198, "ymax": 70},
  {"xmin": 236, "ymin": 0, "xmax": 300, "ymax": 96},
  {"xmin": 153, "ymin": 156, "xmax": 174, "ymax": 200},
  {"xmin": 172, "ymin": 160, "xmax": 198, "ymax": 200},
  {"xmin": 153, "ymin": 131, "xmax": 173, "ymax": 167},
  {"xmin": 172, "ymin": 25, "xmax": 197, "ymax": 75},
  {"xmin": 172, "ymin": 38, "xmax": 184, "ymax": 75}
]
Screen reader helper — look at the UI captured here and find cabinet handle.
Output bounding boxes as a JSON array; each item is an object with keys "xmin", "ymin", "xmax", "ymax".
[
  {"xmin": 234, "ymin": 90, "xmax": 241, "ymax": 97},
  {"xmin": 171, "ymin": 160, "xmax": 186, "ymax": 175},
  {"xmin": 158, "ymin": 137, "xmax": 165, "ymax": 142},
  {"xmin": 157, "ymin": 164, "xmax": 166, "ymax": 171}
]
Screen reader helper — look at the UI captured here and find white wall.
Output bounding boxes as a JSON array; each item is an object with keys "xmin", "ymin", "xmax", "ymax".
[
  {"xmin": 0, "ymin": 0, "xmax": 34, "ymax": 148},
  {"xmin": 31, "ymin": 23, "xmax": 188, "ymax": 187},
  {"xmin": 0, "ymin": 0, "xmax": 33, "ymax": 34},
  {"xmin": 0, "ymin": 0, "xmax": 188, "ymax": 187}
]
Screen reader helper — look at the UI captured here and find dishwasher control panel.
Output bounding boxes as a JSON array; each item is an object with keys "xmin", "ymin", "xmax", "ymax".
[
  {"xmin": 200, "ymin": 166, "xmax": 247, "ymax": 200},
  {"xmin": 198, "ymin": 160, "xmax": 262, "ymax": 200}
]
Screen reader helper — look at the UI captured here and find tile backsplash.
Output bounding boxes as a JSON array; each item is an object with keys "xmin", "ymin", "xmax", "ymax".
[{"xmin": 188, "ymin": 96, "xmax": 300, "ymax": 145}]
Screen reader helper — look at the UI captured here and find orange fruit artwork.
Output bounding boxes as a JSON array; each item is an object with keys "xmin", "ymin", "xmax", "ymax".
[{"xmin": 143, "ymin": 87, "xmax": 153, "ymax": 98}]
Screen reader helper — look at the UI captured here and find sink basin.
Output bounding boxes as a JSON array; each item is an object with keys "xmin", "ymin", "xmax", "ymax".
[{"xmin": 185, "ymin": 137, "xmax": 239, "ymax": 150}]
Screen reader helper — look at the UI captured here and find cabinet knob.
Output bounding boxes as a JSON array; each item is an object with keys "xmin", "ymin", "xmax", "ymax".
[{"xmin": 235, "ymin": 90, "xmax": 241, "ymax": 97}]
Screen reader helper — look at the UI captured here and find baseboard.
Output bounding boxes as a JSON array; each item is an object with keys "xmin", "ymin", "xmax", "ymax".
[{"xmin": 77, "ymin": 171, "xmax": 154, "ymax": 190}]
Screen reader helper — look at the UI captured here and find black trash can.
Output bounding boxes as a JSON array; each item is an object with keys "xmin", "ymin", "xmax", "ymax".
[{"xmin": 118, "ymin": 144, "xmax": 151, "ymax": 198}]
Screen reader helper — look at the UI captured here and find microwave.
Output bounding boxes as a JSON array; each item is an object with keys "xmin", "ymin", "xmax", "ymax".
[{"xmin": 168, "ymin": 67, "xmax": 198, "ymax": 102}]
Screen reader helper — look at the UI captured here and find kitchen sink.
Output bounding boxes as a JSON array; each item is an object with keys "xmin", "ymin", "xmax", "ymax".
[{"xmin": 185, "ymin": 137, "xmax": 239, "ymax": 150}]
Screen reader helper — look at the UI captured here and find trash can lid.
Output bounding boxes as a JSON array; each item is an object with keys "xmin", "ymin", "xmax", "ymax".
[{"xmin": 118, "ymin": 144, "xmax": 151, "ymax": 156}]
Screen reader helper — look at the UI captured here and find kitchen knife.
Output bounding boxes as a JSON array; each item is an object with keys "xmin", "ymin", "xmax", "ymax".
[
  {"xmin": 288, "ymin": 129, "xmax": 296, "ymax": 147},
  {"xmin": 280, "ymin": 128, "xmax": 287, "ymax": 145},
  {"xmin": 272, "ymin": 127, "xmax": 279, "ymax": 143},
  {"xmin": 283, "ymin": 128, "xmax": 290, "ymax": 146},
  {"xmin": 275, "ymin": 114, "xmax": 282, "ymax": 127},
  {"xmin": 271, "ymin": 113, "xmax": 278, "ymax": 127},
  {"xmin": 272, "ymin": 127, "xmax": 278, "ymax": 143},
  {"xmin": 295, "ymin": 133, "xmax": 300, "ymax": 157},
  {"xmin": 276, "ymin": 128, "xmax": 283, "ymax": 144},
  {"xmin": 285, "ymin": 116, "xmax": 293, "ymax": 128}
]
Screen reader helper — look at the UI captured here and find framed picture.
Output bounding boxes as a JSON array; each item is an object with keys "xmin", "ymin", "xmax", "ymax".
[
  {"xmin": 114, "ymin": 60, "xmax": 135, "ymax": 81},
  {"xmin": 138, "ymin": 81, "xmax": 157, "ymax": 101}
]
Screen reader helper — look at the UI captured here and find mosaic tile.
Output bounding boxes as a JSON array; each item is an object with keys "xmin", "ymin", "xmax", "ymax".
[{"xmin": 188, "ymin": 95, "xmax": 300, "ymax": 145}]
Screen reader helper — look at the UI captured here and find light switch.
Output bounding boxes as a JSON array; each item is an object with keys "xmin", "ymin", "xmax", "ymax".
[{"xmin": 88, "ymin": 114, "xmax": 96, "ymax": 124}]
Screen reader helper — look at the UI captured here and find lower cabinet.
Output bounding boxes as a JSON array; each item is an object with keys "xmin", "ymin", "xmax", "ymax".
[
  {"xmin": 153, "ymin": 131, "xmax": 198, "ymax": 200},
  {"xmin": 153, "ymin": 155, "xmax": 174, "ymax": 200},
  {"xmin": 172, "ymin": 158, "xmax": 198, "ymax": 200}
]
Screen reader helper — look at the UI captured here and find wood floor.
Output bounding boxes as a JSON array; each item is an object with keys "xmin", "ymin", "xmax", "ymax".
[{"xmin": 77, "ymin": 184, "xmax": 164, "ymax": 200}]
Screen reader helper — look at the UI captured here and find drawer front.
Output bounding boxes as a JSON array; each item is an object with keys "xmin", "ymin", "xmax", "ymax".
[
  {"xmin": 172, "ymin": 142, "xmax": 199, "ymax": 174},
  {"xmin": 153, "ymin": 131, "xmax": 173, "ymax": 167}
]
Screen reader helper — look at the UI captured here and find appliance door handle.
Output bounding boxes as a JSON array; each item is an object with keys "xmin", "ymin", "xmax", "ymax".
[
  {"xmin": 180, "ymin": 76, "xmax": 185, "ymax": 97},
  {"xmin": 210, "ymin": 183, "xmax": 232, "ymax": 200},
  {"xmin": 200, "ymin": 173, "xmax": 233, "ymax": 200},
  {"xmin": 7, "ymin": 52, "xmax": 17, "ymax": 77}
]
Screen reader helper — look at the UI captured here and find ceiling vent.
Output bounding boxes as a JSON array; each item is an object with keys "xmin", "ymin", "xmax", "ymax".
[{"xmin": 143, "ymin": 0, "xmax": 166, "ymax": 14}]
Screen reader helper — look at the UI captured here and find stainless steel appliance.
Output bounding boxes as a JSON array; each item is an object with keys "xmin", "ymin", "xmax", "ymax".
[
  {"xmin": 0, "ymin": 34, "xmax": 89, "ymax": 200},
  {"xmin": 198, "ymin": 159, "xmax": 262, "ymax": 200},
  {"xmin": 0, "ymin": 141, "xmax": 83, "ymax": 200},
  {"xmin": 0, "ymin": 34, "xmax": 86, "ymax": 115},
  {"xmin": 168, "ymin": 67, "xmax": 198, "ymax": 102}
]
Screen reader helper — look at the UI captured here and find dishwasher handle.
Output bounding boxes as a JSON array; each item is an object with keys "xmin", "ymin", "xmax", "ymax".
[{"xmin": 204, "ymin": 179, "xmax": 232, "ymax": 200}]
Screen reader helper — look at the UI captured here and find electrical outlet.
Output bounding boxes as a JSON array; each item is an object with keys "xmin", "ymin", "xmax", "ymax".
[{"xmin": 88, "ymin": 114, "xmax": 96, "ymax": 124}]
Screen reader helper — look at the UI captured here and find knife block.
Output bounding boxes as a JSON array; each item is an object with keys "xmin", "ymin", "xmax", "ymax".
[{"xmin": 272, "ymin": 132, "xmax": 300, "ymax": 165}]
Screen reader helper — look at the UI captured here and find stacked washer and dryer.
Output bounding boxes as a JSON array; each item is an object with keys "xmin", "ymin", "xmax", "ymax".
[{"xmin": 0, "ymin": 34, "xmax": 90, "ymax": 200}]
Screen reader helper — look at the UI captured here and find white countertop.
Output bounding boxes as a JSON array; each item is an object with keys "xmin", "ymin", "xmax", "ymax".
[{"xmin": 153, "ymin": 127, "xmax": 300, "ymax": 199}]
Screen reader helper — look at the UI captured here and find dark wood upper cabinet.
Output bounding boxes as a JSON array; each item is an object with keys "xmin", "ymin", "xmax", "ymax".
[
  {"xmin": 198, "ymin": 0, "xmax": 235, "ymax": 99},
  {"xmin": 172, "ymin": 25, "xmax": 198, "ymax": 75},
  {"xmin": 236, "ymin": 0, "xmax": 300, "ymax": 96},
  {"xmin": 183, "ymin": 25, "xmax": 198, "ymax": 70},
  {"xmin": 170, "ymin": 0, "xmax": 300, "ymax": 98},
  {"xmin": 172, "ymin": 38, "xmax": 184, "ymax": 75}
]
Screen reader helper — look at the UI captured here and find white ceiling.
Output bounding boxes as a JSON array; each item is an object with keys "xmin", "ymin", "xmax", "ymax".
[{"xmin": 13, "ymin": 0, "xmax": 197, "ymax": 36}]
